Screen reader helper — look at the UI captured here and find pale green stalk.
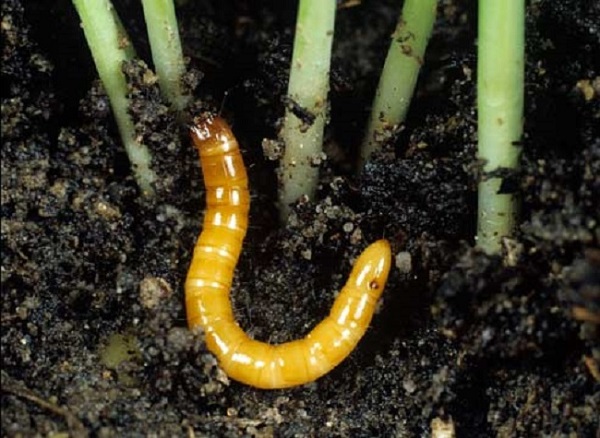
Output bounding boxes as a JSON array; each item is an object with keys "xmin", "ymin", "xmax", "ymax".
[
  {"xmin": 360, "ymin": 0, "xmax": 437, "ymax": 168},
  {"xmin": 476, "ymin": 0, "xmax": 525, "ymax": 254},
  {"xmin": 141, "ymin": 0, "xmax": 189, "ymax": 111},
  {"xmin": 278, "ymin": 0, "xmax": 336, "ymax": 221},
  {"xmin": 72, "ymin": 0, "xmax": 157, "ymax": 197}
]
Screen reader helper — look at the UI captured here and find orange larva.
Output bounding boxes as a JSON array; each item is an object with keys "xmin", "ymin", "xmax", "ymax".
[{"xmin": 185, "ymin": 115, "xmax": 392, "ymax": 389}]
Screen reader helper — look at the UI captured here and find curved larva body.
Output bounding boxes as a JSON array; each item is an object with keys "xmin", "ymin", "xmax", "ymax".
[{"xmin": 185, "ymin": 116, "xmax": 392, "ymax": 389}]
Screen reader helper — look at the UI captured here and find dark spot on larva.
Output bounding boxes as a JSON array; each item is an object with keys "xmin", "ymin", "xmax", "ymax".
[{"xmin": 369, "ymin": 280, "xmax": 380, "ymax": 290}]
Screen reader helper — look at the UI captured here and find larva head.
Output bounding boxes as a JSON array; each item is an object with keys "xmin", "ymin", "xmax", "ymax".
[
  {"xmin": 351, "ymin": 239, "xmax": 392, "ymax": 299},
  {"xmin": 190, "ymin": 115, "xmax": 238, "ymax": 156}
]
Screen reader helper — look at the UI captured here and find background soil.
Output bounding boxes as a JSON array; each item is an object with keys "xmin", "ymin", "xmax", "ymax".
[{"xmin": 2, "ymin": 0, "xmax": 599, "ymax": 436}]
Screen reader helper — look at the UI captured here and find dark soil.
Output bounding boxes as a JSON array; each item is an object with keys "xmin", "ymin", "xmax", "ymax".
[{"xmin": 2, "ymin": 0, "xmax": 599, "ymax": 436}]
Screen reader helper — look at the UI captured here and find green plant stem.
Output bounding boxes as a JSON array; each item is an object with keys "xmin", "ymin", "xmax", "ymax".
[
  {"xmin": 278, "ymin": 0, "xmax": 336, "ymax": 221},
  {"xmin": 72, "ymin": 0, "xmax": 157, "ymax": 197},
  {"xmin": 476, "ymin": 0, "xmax": 525, "ymax": 254},
  {"xmin": 360, "ymin": 0, "xmax": 437, "ymax": 168},
  {"xmin": 141, "ymin": 0, "xmax": 189, "ymax": 111}
]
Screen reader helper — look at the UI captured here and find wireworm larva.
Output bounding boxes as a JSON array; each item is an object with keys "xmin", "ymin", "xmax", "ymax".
[{"xmin": 185, "ymin": 115, "xmax": 392, "ymax": 389}]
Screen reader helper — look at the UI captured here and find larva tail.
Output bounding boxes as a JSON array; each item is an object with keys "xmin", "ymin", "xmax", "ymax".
[{"xmin": 305, "ymin": 239, "xmax": 392, "ymax": 374}]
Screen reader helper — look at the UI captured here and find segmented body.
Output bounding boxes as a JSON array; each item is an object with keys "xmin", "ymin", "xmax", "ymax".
[{"xmin": 185, "ymin": 115, "xmax": 392, "ymax": 389}]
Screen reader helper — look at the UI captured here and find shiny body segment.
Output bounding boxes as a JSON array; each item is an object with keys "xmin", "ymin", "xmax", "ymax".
[{"xmin": 185, "ymin": 115, "xmax": 392, "ymax": 389}]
